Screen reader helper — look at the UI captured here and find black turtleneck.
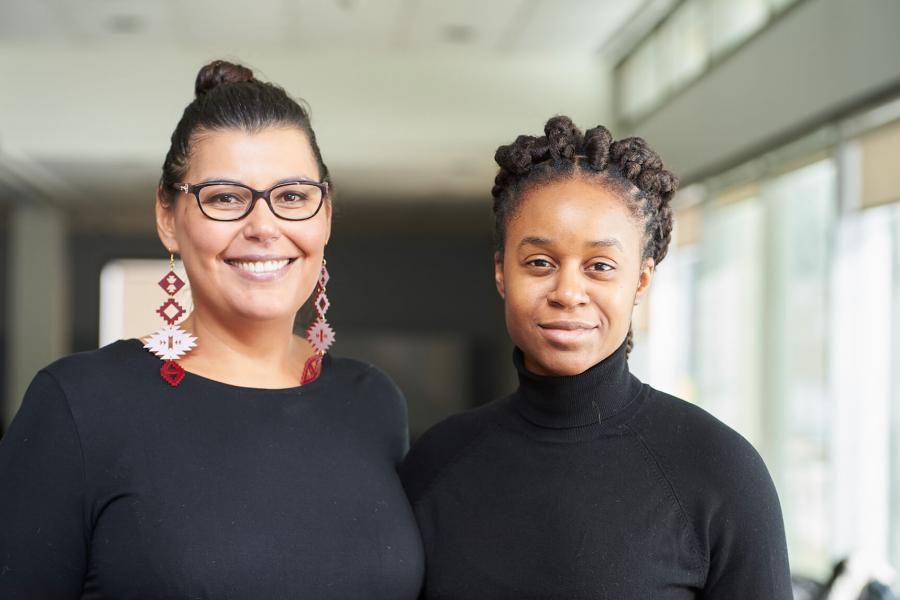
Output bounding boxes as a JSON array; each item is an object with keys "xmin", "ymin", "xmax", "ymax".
[{"xmin": 399, "ymin": 343, "xmax": 792, "ymax": 599}]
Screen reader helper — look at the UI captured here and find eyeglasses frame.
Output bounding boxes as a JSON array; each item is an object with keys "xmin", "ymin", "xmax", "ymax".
[{"xmin": 170, "ymin": 179, "xmax": 329, "ymax": 222}]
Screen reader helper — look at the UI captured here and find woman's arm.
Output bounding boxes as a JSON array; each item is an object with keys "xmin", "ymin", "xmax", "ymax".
[
  {"xmin": 699, "ymin": 447, "xmax": 792, "ymax": 598},
  {"xmin": 0, "ymin": 371, "xmax": 88, "ymax": 597},
  {"xmin": 635, "ymin": 393, "xmax": 793, "ymax": 599}
]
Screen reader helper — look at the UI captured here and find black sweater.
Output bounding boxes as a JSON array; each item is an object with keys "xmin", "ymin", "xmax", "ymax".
[
  {"xmin": 400, "ymin": 343, "xmax": 792, "ymax": 599},
  {"xmin": 0, "ymin": 339, "xmax": 424, "ymax": 599}
]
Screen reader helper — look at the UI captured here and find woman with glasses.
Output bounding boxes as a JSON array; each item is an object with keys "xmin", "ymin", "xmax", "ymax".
[
  {"xmin": 400, "ymin": 116, "xmax": 792, "ymax": 599},
  {"xmin": 0, "ymin": 60, "xmax": 424, "ymax": 599}
]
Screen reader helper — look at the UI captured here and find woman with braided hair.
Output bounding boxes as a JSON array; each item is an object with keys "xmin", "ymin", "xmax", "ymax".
[{"xmin": 400, "ymin": 116, "xmax": 791, "ymax": 598}]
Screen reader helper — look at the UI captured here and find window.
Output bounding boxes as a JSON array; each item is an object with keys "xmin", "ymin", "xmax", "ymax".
[
  {"xmin": 695, "ymin": 191, "xmax": 766, "ymax": 447},
  {"xmin": 620, "ymin": 36, "xmax": 663, "ymax": 120},
  {"xmin": 658, "ymin": 0, "xmax": 709, "ymax": 92},
  {"xmin": 827, "ymin": 203, "xmax": 896, "ymax": 576},
  {"xmin": 764, "ymin": 159, "xmax": 836, "ymax": 578},
  {"xmin": 616, "ymin": 0, "xmax": 802, "ymax": 123},
  {"xmin": 636, "ymin": 103, "xmax": 900, "ymax": 585},
  {"xmin": 707, "ymin": 0, "xmax": 769, "ymax": 56}
]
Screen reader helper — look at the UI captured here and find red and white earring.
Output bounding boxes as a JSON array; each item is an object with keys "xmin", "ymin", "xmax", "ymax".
[
  {"xmin": 302, "ymin": 259, "xmax": 335, "ymax": 384},
  {"xmin": 144, "ymin": 252, "xmax": 197, "ymax": 387}
]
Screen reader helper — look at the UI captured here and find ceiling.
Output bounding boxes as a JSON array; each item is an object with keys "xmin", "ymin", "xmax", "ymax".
[{"xmin": 0, "ymin": 0, "xmax": 660, "ymax": 217}]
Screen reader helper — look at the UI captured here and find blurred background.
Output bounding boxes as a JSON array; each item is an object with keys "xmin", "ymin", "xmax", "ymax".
[{"xmin": 2, "ymin": 0, "xmax": 899, "ymax": 593}]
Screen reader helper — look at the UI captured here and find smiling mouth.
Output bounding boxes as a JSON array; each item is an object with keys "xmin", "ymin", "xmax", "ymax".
[{"xmin": 224, "ymin": 258, "xmax": 296, "ymax": 274}]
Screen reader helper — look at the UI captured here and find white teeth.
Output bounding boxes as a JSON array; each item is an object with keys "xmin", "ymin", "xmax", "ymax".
[{"xmin": 233, "ymin": 259, "xmax": 290, "ymax": 273}]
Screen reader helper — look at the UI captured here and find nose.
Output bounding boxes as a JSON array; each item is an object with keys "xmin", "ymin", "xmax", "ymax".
[
  {"xmin": 548, "ymin": 263, "xmax": 588, "ymax": 308},
  {"xmin": 241, "ymin": 197, "xmax": 281, "ymax": 244}
]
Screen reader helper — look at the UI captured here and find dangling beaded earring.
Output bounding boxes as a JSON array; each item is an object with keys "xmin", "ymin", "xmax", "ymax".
[
  {"xmin": 302, "ymin": 259, "xmax": 335, "ymax": 384},
  {"xmin": 144, "ymin": 252, "xmax": 197, "ymax": 386}
]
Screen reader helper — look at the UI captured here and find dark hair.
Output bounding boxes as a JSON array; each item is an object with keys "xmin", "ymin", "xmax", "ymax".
[
  {"xmin": 159, "ymin": 60, "xmax": 330, "ymax": 205},
  {"xmin": 491, "ymin": 115, "xmax": 678, "ymax": 355}
]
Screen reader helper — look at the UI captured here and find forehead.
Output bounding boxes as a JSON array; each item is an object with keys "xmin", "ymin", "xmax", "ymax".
[
  {"xmin": 508, "ymin": 177, "xmax": 642, "ymax": 248},
  {"xmin": 186, "ymin": 126, "xmax": 319, "ymax": 184}
]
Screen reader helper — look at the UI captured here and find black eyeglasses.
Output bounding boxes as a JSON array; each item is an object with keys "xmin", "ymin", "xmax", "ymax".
[{"xmin": 171, "ymin": 179, "xmax": 329, "ymax": 221}]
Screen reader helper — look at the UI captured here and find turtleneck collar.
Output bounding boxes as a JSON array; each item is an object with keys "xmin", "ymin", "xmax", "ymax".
[{"xmin": 511, "ymin": 341, "xmax": 638, "ymax": 430}]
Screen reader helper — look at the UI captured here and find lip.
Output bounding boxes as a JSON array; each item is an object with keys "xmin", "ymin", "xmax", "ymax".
[
  {"xmin": 224, "ymin": 255, "xmax": 297, "ymax": 282},
  {"xmin": 537, "ymin": 320, "xmax": 598, "ymax": 345}
]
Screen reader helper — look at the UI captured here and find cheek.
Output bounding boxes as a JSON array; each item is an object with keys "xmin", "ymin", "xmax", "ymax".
[
  {"xmin": 610, "ymin": 280, "xmax": 634, "ymax": 304},
  {"xmin": 503, "ymin": 276, "xmax": 542, "ymax": 330},
  {"xmin": 286, "ymin": 218, "xmax": 331, "ymax": 255},
  {"xmin": 176, "ymin": 218, "xmax": 233, "ymax": 262},
  {"xmin": 599, "ymin": 280, "xmax": 639, "ymax": 321}
]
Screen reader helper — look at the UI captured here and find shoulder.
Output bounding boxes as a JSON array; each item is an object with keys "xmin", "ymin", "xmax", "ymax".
[
  {"xmin": 4, "ymin": 349, "xmax": 116, "ymax": 457},
  {"xmin": 327, "ymin": 355, "xmax": 400, "ymax": 390},
  {"xmin": 326, "ymin": 355, "xmax": 405, "ymax": 409},
  {"xmin": 6, "ymin": 369, "xmax": 74, "ymax": 438},
  {"xmin": 629, "ymin": 386, "xmax": 784, "ymax": 554},
  {"xmin": 628, "ymin": 389, "xmax": 791, "ymax": 592},
  {"xmin": 399, "ymin": 399, "xmax": 499, "ymax": 506},
  {"xmin": 31, "ymin": 340, "xmax": 160, "ymax": 430},
  {"xmin": 325, "ymin": 354, "xmax": 410, "ymax": 429},
  {"xmin": 323, "ymin": 356, "xmax": 414, "ymax": 464},
  {"xmin": 42, "ymin": 339, "xmax": 148, "ymax": 388},
  {"xmin": 629, "ymin": 387, "xmax": 772, "ymax": 490}
]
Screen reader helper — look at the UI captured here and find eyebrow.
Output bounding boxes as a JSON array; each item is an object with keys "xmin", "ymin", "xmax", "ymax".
[
  {"xmin": 197, "ymin": 176, "xmax": 317, "ymax": 186},
  {"xmin": 519, "ymin": 236, "xmax": 624, "ymax": 252}
]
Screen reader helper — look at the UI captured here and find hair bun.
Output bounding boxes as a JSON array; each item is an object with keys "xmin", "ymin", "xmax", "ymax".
[
  {"xmin": 495, "ymin": 135, "xmax": 540, "ymax": 176},
  {"xmin": 194, "ymin": 60, "xmax": 255, "ymax": 97},
  {"xmin": 544, "ymin": 116, "xmax": 580, "ymax": 161},
  {"xmin": 583, "ymin": 125, "xmax": 613, "ymax": 170}
]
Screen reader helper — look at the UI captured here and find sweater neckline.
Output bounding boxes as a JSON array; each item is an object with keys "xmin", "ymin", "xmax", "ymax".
[{"xmin": 510, "ymin": 341, "xmax": 637, "ymax": 430}]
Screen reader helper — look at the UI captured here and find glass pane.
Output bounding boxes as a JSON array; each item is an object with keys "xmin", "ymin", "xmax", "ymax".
[
  {"xmin": 630, "ymin": 238, "xmax": 701, "ymax": 404},
  {"xmin": 828, "ymin": 206, "xmax": 895, "ymax": 574},
  {"xmin": 658, "ymin": 0, "xmax": 709, "ymax": 91},
  {"xmin": 271, "ymin": 183, "xmax": 324, "ymax": 218},
  {"xmin": 763, "ymin": 159, "xmax": 836, "ymax": 579},
  {"xmin": 892, "ymin": 208, "xmax": 900, "ymax": 578},
  {"xmin": 767, "ymin": 0, "xmax": 797, "ymax": 13},
  {"xmin": 695, "ymin": 195, "xmax": 765, "ymax": 447},
  {"xmin": 620, "ymin": 35, "xmax": 662, "ymax": 120},
  {"xmin": 707, "ymin": 0, "xmax": 770, "ymax": 56},
  {"xmin": 199, "ymin": 185, "xmax": 253, "ymax": 214}
]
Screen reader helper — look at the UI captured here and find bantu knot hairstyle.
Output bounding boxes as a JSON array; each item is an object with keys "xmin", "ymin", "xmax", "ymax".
[
  {"xmin": 159, "ymin": 59, "xmax": 330, "ymax": 206},
  {"xmin": 492, "ymin": 115, "xmax": 679, "ymax": 355},
  {"xmin": 492, "ymin": 115, "xmax": 677, "ymax": 264}
]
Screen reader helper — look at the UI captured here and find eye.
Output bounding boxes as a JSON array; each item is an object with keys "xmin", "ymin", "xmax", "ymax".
[
  {"xmin": 205, "ymin": 193, "xmax": 241, "ymax": 205},
  {"xmin": 280, "ymin": 191, "xmax": 308, "ymax": 203},
  {"xmin": 526, "ymin": 258, "xmax": 554, "ymax": 269},
  {"xmin": 588, "ymin": 261, "xmax": 614, "ymax": 272}
]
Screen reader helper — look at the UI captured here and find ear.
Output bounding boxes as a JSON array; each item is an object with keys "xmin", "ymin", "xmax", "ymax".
[
  {"xmin": 493, "ymin": 251, "xmax": 506, "ymax": 299},
  {"xmin": 323, "ymin": 197, "xmax": 333, "ymax": 246},
  {"xmin": 155, "ymin": 188, "xmax": 179, "ymax": 254},
  {"xmin": 633, "ymin": 257, "xmax": 655, "ymax": 305}
]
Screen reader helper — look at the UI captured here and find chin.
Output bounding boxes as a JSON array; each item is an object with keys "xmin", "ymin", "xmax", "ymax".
[
  {"xmin": 232, "ymin": 304, "xmax": 297, "ymax": 323},
  {"xmin": 529, "ymin": 348, "xmax": 598, "ymax": 377}
]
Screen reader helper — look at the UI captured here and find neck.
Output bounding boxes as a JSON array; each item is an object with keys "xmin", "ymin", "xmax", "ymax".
[
  {"xmin": 511, "ymin": 341, "xmax": 637, "ymax": 431},
  {"xmin": 176, "ymin": 309, "xmax": 315, "ymax": 388}
]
